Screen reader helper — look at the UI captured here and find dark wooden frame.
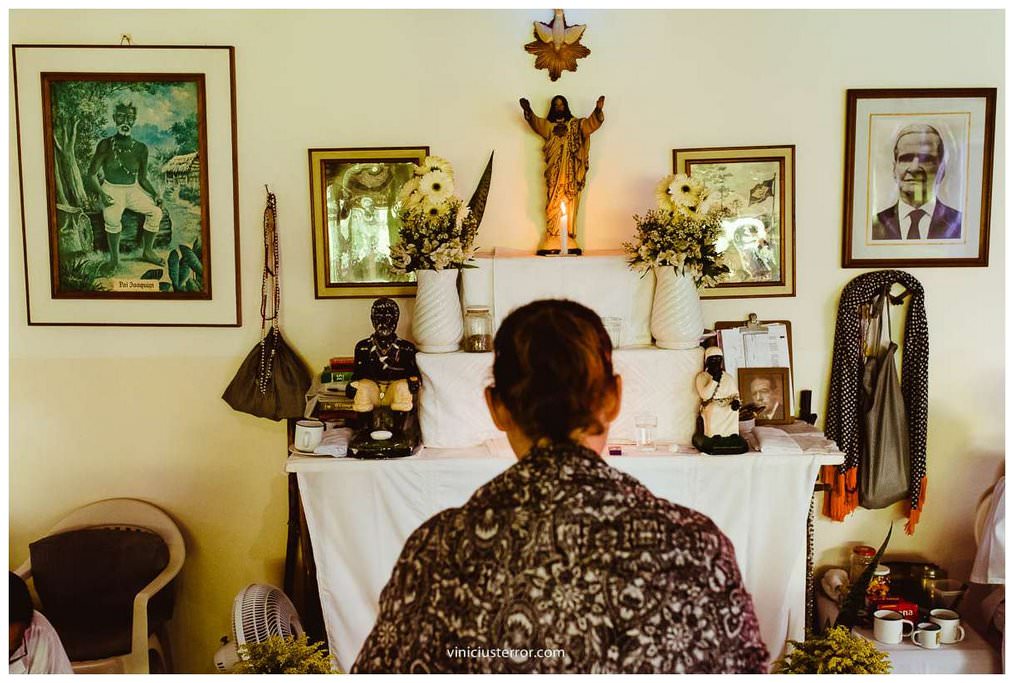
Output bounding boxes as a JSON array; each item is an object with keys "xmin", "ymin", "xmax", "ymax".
[
  {"xmin": 673, "ymin": 145, "xmax": 796, "ymax": 299},
  {"xmin": 842, "ymin": 87, "xmax": 996, "ymax": 268},
  {"xmin": 12, "ymin": 44, "xmax": 241, "ymax": 327},
  {"xmin": 738, "ymin": 366, "xmax": 793, "ymax": 426},
  {"xmin": 308, "ymin": 146, "xmax": 429, "ymax": 299},
  {"xmin": 40, "ymin": 72, "xmax": 212, "ymax": 301}
]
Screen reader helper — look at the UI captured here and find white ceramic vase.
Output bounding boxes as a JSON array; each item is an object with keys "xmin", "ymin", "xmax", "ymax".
[
  {"xmin": 651, "ymin": 266, "xmax": 704, "ymax": 350},
  {"xmin": 412, "ymin": 268, "xmax": 463, "ymax": 353}
]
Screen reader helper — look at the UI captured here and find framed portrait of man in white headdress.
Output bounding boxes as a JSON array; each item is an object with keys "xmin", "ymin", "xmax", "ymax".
[{"xmin": 842, "ymin": 88, "xmax": 996, "ymax": 268}]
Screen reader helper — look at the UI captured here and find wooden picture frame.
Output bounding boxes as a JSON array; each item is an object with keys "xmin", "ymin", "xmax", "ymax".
[
  {"xmin": 13, "ymin": 44, "xmax": 241, "ymax": 326},
  {"xmin": 715, "ymin": 317, "xmax": 794, "ymax": 414},
  {"xmin": 842, "ymin": 88, "xmax": 996, "ymax": 268},
  {"xmin": 674, "ymin": 145, "xmax": 795, "ymax": 298},
  {"xmin": 309, "ymin": 146, "xmax": 428, "ymax": 298},
  {"xmin": 738, "ymin": 366, "xmax": 792, "ymax": 425}
]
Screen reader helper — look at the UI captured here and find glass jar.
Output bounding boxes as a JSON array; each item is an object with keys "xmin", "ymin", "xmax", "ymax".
[
  {"xmin": 866, "ymin": 564, "xmax": 891, "ymax": 604},
  {"xmin": 918, "ymin": 566, "xmax": 941, "ymax": 606},
  {"xmin": 849, "ymin": 545, "xmax": 877, "ymax": 584},
  {"xmin": 463, "ymin": 306, "xmax": 493, "ymax": 353}
]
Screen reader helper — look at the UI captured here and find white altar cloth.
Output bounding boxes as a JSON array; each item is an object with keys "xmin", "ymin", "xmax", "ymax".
[
  {"xmin": 288, "ymin": 447, "xmax": 843, "ymax": 671},
  {"xmin": 417, "ymin": 347, "xmax": 703, "ymax": 448}
]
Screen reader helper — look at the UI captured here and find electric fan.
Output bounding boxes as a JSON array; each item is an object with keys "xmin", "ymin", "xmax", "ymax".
[{"xmin": 213, "ymin": 583, "xmax": 304, "ymax": 672}]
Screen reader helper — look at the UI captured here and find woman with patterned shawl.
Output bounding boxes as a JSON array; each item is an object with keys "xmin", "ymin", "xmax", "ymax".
[{"xmin": 353, "ymin": 300, "xmax": 767, "ymax": 673}]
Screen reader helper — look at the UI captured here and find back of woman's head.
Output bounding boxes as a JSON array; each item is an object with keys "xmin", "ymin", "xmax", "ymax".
[{"xmin": 491, "ymin": 299, "xmax": 618, "ymax": 443}]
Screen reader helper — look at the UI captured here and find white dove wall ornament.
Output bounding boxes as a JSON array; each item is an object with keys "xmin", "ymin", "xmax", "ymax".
[{"xmin": 524, "ymin": 9, "xmax": 590, "ymax": 81}]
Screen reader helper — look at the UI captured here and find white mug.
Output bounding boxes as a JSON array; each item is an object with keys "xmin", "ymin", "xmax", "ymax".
[
  {"xmin": 294, "ymin": 419, "xmax": 324, "ymax": 452},
  {"xmin": 911, "ymin": 622, "xmax": 942, "ymax": 649},
  {"xmin": 873, "ymin": 609, "xmax": 914, "ymax": 644},
  {"xmin": 930, "ymin": 608, "xmax": 966, "ymax": 644}
]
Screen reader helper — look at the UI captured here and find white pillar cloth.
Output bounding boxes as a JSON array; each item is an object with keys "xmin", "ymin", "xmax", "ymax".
[
  {"xmin": 289, "ymin": 449, "xmax": 839, "ymax": 671},
  {"xmin": 417, "ymin": 347, "xmax": 704, "ymax": 449}
]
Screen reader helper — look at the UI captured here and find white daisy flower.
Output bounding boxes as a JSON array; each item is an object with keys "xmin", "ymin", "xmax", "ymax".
[
  {"xmin": 397, "ymin": 178, "xmax": 422, "ymax": 208},
  {"xmin": 420, "ymin": 198, "xmax": 450, "ymax": 219},
  {"xmin": 668, "ymin": 174, "xmax": 708, "ymax": 216},
  {"xmin": 420, "ymin": 155, "xmax": 454, "ymax": 179},
  {"xmin": 655, "ymin": 174, "xmax": 676, "ymax": 209},
  {"xmin": 419, "ymin": 170, "xmax": 454, "ymax": 204}
]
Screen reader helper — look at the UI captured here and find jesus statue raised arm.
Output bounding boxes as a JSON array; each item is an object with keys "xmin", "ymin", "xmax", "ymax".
[{"xmin": 520, "ymin": 94, "xmax": 605, "ymax": 255}]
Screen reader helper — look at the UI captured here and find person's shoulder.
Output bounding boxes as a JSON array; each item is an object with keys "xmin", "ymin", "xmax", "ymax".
[
  {"xmin": 872, "ymin": 204, "xmax": 900, "ymax": 240},
  {"xmin": 936, "ymin": 200, "xmax": 962, "ymax": 221},
  {"xmin": 399, "ymin": 507, "xmax": 459, "ymax": 558}
]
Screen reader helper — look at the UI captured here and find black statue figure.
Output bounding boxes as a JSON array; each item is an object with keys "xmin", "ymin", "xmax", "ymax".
[{"xmin": 346, "ymin": 298, "xmax": 421, "ymax": 458}]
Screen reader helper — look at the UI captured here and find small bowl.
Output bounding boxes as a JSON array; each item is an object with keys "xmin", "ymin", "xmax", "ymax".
[{"xmin": 370, "ymin": 430, "xmax": 393, "ymax": 441}]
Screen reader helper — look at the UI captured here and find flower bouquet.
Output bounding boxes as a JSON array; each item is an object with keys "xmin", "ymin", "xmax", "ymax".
[
  {"xmin": 623, "ymin": 173, "xmax": 731, "ymax": 288},
  {"xmin": 391, "ymin": 152, "xmax": 493, "ymax": 353},
  {"xmin": 389, "ymin": 156, "xmax": 480, "ymax": 274},
  {"xmin": 624, "ymin": 174, "xmax": 731, "ymax": 349}
]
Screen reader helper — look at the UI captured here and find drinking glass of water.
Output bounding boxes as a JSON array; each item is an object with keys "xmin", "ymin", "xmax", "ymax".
[{"xmin": 635, "ymin": 413, "xmax": 657, "ymax": 451}]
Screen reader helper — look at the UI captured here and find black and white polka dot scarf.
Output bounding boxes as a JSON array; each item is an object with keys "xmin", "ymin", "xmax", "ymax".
[{"xmin": 825, "ymin": 270, "xmax": 928, "ymax": 523}]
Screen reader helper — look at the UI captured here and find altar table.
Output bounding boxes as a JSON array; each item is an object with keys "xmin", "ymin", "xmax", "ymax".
[{"xmin": 287, "ymin": 447, "xmax": 843, "ymax": 671}]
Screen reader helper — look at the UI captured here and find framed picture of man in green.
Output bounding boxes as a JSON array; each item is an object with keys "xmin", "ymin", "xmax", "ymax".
[{"xmin": 14, "ymin": 45, "xmax": 240, "ymax": 326}]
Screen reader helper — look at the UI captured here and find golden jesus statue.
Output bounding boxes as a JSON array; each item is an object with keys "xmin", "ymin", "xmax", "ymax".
[{"xmin": 520, "ymin": 94, "xmax": 605, "ymax": 255}]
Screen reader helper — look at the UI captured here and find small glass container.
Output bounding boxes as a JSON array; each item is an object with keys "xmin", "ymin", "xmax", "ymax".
[
  {"xmin": 601, "ymin": 317, "xmax": 622, "ymax": 348},
  {"xmin": 463, "ymin": 306, "xmax": 493, "ymax": 353},
  {"xmin": 849, "ymin": 545, "xmax": 877, "ymax": 584},
  {"xmin": 634, "ymin": 413, "xmax": 657, "ymax": 451},
  {"xmin": 866, "ymin": 564, "xmax": 891, "ymax": 605}
]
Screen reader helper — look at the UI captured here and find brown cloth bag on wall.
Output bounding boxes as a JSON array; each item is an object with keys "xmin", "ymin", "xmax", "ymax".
[
  {"xmin": 222, "ymin": 189, "xmax": 311, "ymax": 421},
  {"xmin": 859, "ymin": 289, "xmax": 911, "ymax": 509}
]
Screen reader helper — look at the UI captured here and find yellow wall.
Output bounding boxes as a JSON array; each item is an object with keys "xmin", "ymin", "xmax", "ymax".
[{"xmin": 10, "ymin": 9, "xmax": 1004, "ymax": 673}]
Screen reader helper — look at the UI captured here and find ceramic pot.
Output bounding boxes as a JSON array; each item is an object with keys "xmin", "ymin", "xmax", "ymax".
[
  {"xmin": 412, "ymin": 269, "xmax": 463, "ymax": 353},
  {"xmin": 651, "ymin": 266, "xmax": 704, "ymax": 349},
  {"xmin": 739, "ymin": 417, "xmax": 756, "ymax": 434}
]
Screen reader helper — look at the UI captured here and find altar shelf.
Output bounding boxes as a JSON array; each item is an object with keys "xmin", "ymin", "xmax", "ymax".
[
  {"xmin": 461, "ymin": 249, "xmax": 656, "ymax": 347},
  {"xmin": 417, "ymin": 347, "xmax": 703, "ymax": 448}
]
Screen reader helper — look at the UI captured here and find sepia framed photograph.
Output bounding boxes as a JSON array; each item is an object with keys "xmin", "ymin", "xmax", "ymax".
[
  {"xmin": 309, "ymin": 146, "xmax": 428, "ymax": 298},
  {"xmin": 842, "ymin": 88, "xmax": 996, "ymax": 268},
  {"xmin": 674, "ymin": 145, "xmax": 795, "ymax": 299},
  {"xmin": 13, "ymin": 44, "xmax": 240, "ymax": 326},
  {"xmin": 737, "ymin": 366, "xmax": 792, "ymax": 425}
]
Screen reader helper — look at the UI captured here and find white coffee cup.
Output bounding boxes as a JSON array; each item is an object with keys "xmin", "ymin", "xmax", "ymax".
[
  {"xmin": 873, "ymin": 609, "xmax": 914, "ymax": 644},
  {"xmin": 930, "ymin": 608, "xmax": 966, "ymax": 644},
  {"xmin": 911, "ymin": 622, "xmax": 942, "ymax": 649},
  {"xmin": 294, "ymin": 419, "xmax": 325, "ymax": 452}
]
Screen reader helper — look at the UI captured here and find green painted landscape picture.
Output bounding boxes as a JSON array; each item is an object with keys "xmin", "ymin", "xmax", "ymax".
[{"xmin": 42, "ymin": 73, "xmax": 210, "ymax": 298}]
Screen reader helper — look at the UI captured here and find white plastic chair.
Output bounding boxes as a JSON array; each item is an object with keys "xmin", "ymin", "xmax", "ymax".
[{"xmin": 14, "ymin": 498, "xmax": 186, "ymax": 674}]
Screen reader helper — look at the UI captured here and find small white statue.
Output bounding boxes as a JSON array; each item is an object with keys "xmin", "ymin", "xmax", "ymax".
[{"xmin": 695, "ymin": 346, "xmax": 743, "ymax": 440}]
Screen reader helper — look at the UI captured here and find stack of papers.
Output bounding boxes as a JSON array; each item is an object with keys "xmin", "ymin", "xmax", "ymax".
[{"xmin": 753, "ymin": 426, "xmax": 841, "ymax": 454}]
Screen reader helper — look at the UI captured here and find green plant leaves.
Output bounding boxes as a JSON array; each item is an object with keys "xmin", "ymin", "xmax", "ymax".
[
  {"xmin": 836, "ymin": 524, "xmax": 893, "ymax": 630},
  {"xmin": 234, "ymin": 634, "xmax": 335, "ymax": 674}
]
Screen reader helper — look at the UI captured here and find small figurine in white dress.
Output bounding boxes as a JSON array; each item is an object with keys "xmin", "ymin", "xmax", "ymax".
[{"xmin": 694, "ymin": 347, "xmax": 749, "ymax": 454}]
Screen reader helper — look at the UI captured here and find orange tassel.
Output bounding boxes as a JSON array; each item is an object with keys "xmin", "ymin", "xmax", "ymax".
[
  {"xmin": 821, "ymin": 465, "xmax": 859, "ymax": 521},
  {"xmin": 904, "ymin": 476, "xmax": 928, "ymax": 535}
]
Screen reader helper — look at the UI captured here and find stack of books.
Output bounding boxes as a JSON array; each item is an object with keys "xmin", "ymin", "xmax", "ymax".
[{"xmin": 306, "ymin": 357, "xmax": 356, "ymax": 416}]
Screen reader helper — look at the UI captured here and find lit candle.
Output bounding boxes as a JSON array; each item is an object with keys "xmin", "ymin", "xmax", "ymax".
[{"xmin": 560, "ymin": 201, "xmax": 569, "ymax": 255}]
